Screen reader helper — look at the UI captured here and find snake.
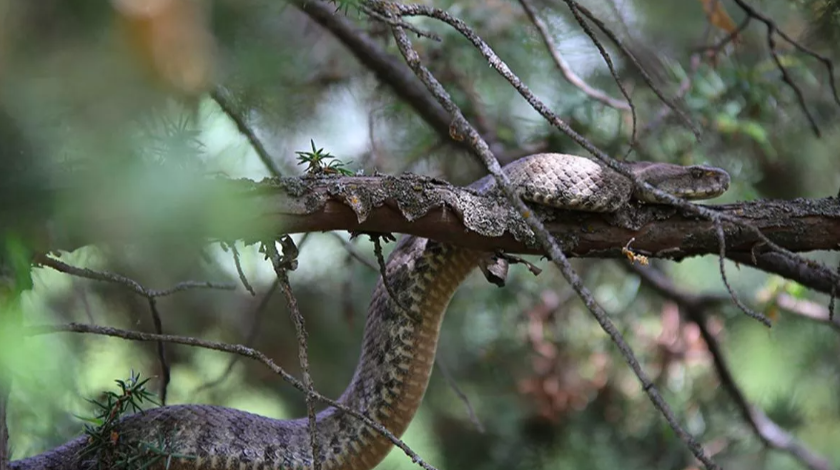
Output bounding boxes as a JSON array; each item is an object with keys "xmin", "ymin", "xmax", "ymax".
[{"xmin": 10, "ymin": 153, "xmax": 730, "ymax": 470}]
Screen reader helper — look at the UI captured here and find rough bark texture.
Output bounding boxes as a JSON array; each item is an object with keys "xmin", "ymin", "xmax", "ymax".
[{"xmin": 17, "ymin": 173, "xmax": 840, "ymax": 292}]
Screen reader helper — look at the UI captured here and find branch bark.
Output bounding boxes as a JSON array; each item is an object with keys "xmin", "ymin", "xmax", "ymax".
[{"xmin": 29, "ymin": 174, "xmax": 840, "ymax": 290}]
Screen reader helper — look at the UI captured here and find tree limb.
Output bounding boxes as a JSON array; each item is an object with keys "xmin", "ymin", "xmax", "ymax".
[{"xmin": 17, "ymin": 174, "xmax": 840, "ymax": 295}]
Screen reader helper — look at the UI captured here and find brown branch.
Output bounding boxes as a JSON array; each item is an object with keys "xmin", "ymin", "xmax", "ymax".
[
  {"xmin": 728, "ymin": 252, "xmax": 840, "ymax": 296},
  {"xmin": 266, "ymin": 238, "xmax": 321, "ymax": 470},
  {"xmin": 25, "ymin": 322, "xmax": 441, "ymax": 470},
  {"xmin": 22, "ymin": 176, "xmax": 840, "ymax": 293},
  {"xmin": 630, "ymin": 263, "xmax": 728, "ymax": 310},
  {"xmin": 371, "ymin": 0, "xmax": 834, "ymax": 289}
]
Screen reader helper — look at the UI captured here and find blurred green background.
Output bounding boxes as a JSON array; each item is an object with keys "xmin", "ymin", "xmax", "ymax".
[{"xmin": 1, "ymin": 0, "xmax": 840, "ymax": 469}]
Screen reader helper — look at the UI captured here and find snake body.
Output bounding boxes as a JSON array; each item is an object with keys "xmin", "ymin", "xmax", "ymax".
[{"xmin": 10, "ymin": 153, "xmax": 729, "ymax": 470}]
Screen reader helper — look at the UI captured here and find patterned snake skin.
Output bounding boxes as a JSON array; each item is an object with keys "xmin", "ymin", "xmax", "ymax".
[{"xmin": 10, "ymin": 153, "xmax": 729, "ymax": 470}]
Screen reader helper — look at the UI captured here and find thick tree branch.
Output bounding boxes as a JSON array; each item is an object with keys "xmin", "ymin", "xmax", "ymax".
[{"xmin": 27, "ymin": 175, "xmax": 840, "ymax": 292}]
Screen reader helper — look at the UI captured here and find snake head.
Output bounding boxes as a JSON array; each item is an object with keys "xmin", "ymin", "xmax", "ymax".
[{"xmin": 630, "ymin": 162, "xmax": 730, "ymax": 202}]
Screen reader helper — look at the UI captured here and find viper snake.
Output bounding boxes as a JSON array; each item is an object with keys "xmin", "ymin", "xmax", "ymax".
[{"xmin": 10, "ymin": 153, "xmax": 730, "ymax": 470}]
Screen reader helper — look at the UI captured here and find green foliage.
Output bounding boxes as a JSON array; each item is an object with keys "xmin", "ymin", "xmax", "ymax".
[
  {"xmin": 80, "ymin": 372, "xmax": 192, "ymax": 470},
  {"xmin": 295, "ymin": 139, "xmax": 354, "ymax": 176}
]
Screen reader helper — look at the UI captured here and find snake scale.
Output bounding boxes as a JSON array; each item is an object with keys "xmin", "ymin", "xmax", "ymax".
[{"xmin": 10, "ymin": 153, "xmax": 730, "ymax": 470}]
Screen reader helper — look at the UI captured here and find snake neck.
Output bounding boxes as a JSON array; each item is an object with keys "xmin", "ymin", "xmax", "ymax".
[{"xmin": 306, "ymin": 236, "xmax": 481, "ymax": 470}]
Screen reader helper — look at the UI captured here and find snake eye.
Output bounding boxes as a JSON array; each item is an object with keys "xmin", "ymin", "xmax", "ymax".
[{"xmin": 690, "ymin": 168, "xmax": 704, "ymax": 179}]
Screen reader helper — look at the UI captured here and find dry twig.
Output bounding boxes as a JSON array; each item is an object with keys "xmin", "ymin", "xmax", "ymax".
[
  {"xmin": 517, "ymin": 0, "xmax": 630, "ymax": 111},
  {"xmin": 210, "ymin": 86, "xmax": 282, "ymax": 177},
  {"xmin": 730, "ymin": 0, "xmax": 840, "ymax": 125},
  {"xmin": 34, "ymin": 254, "xmax": 236, "ymax": 404},
  {"xmin": 569, "ymin": 1, "xmax": 696, "ymax": 137},
  {"xmin": 714, "ymin": 221, "xmax": 772, "ymax": 326},
  {"xmin": 331, "ymin": 233, "xmax": 378, "ymax": 271},
  {"xmin": 266, "ymin": 237, "xmax": 320, "ymax": 470},
  {"xmin": 434, "ymin": 361, "xmax": 484, "ymax": 433},
  {"xmin": 226, "ymin": 242, "xmax": 256, "ymax": 296}
]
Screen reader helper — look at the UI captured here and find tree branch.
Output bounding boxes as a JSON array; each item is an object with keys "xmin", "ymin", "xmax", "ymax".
[{"xmin": 33, "ymin": 175, "xmax": 840, "ymax": 276}]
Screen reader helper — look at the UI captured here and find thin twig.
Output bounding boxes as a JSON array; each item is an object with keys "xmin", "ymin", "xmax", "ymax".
[
  {"xmin": 34, "ymin": 254, "xmax": 236, "ymax": 299},
  {"xmin": 517, "ymin": 0, "xmax": 630, "ymax": 111},
  {"xmin": 380, "ymin": 11, "xmax": 720, "ymax": 469},
  {"xmin": 228, "ymin": 242, "xmax": 256, "ymax": 296},
  {"xmin": 331, "ymin": 233, "xmax": 378, "ymax": 271},
  {"xmin": 434, "ymin": 361, "xmax": 484, "ymax": 433},
  {"xmin": 147, "ymin": 297, "xmax": 171, "ymax": 405},
  {"xmin": 34, "ymin": 254, "xmax": 235, "ymax": 405},
  {"xmin": 370, "ymin": 235, "xmax": 418, "ymax": 322},
  {"xmin": 698, "ymin": 16, "xmax": 751, "ymax": 55},
  {"xmin": 730, "ymin": 0, "xmax": 840, "ymax": 110},
  {"xmin": 26, "ymin": 322, "xmax": 440, "ymax": 470},
  {"xmin": 714, "ymin": 221, "xmax": 772, "ymax": 326},
  {"xmin": 266, "ymin": 238, "xmax": 320, "ymax": 470},
  {"xmin": 361, "ymin": 5, "xmax": 441, "ymax": 41},
  {"xmin": 559, "ymin": 0, "xmax": 637, "ymax": 146},
  {"xmin": 727, "ymin": 0, "xmax": 821, "ymax": 136},
  {"xmin": 210, "ymin": 86, "xmax": 282, "ymax": 177},
  {"xmin": 193, "ymin": 232, "xmax": 312, "ymax": 393},
  {"xmin": 570, "ymin": 1, "xmax": 697, "ymax": 137},
  {"xmin": 291, "ymin": 0, "xmax": 461, "ymax": 153}
]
